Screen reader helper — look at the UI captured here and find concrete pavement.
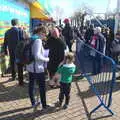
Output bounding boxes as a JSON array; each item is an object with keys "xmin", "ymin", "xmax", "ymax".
[{"xmin": 0, "ymin": 75, "xmax": 120, "ymax": 120}]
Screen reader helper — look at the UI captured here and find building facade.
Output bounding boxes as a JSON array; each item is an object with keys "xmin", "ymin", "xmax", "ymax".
[{"xmin": 0, "ymin": 0, "xmax": 30, "ymax": 74}]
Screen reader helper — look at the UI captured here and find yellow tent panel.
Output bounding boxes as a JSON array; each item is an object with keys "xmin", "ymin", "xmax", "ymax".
[
  {"xmin": 30, "ymin": 1, "xmax": 49, "ymax": 20},
  {"xmin": 32, "ymin": 1, "xmax": 44, "ymax": 11}
]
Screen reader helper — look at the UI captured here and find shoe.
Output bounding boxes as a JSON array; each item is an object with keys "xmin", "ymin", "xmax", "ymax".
[
  {"xmin": 55, "ymin": 101, "xmax": 62, "ymax": 107},
  {"xmin": 63, "ymin": 104, "xmax": 68, "ymax": 109},
  {"xmin": 32, "ymin": 102, "xmax": 40, "ymax": 108},
  {"xmin": 44, "ymin": 105, "xmax": 51, "ymax": 109},
  {"xmin": 41, "ymin": 104, "xmax": 51, "ymax": 112}
]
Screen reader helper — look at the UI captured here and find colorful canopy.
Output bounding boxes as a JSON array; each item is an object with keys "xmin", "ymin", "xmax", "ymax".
[
  {"xmin": 30, "ymin": 1, "xmax": 50, "ymax": 20},
  {"xmin": 38, "ymin": 0, "xmax": 53, "ymax": 14},
  {"xmin": 31, "ymin": 1, "xmax": 44, "ymax": 11}
]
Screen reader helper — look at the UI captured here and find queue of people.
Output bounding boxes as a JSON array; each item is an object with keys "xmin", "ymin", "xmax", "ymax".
[
  {"xmin": 3, "ymin": 18, "xmax": 76, "ymax": 111},
  {"xmin": 3, "ymin": 17, "xmax": 120, "ymax": 111},
  {"xmin": 73, "ymin": 23, "xmax": 120, "ymax": 65}
]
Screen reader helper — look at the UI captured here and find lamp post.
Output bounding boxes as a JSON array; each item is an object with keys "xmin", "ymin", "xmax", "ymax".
[{"xmin": 114, "ymin": 0, "xmax": 120, "ymax": 34}]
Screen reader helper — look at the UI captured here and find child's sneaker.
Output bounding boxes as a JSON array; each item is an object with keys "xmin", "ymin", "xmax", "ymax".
[
  {"xmin": 55, "ymin": 101, "xmax": 62, "ymax": 107},
  {"xmin": 41, "ymin": 105, "xmax": 52, "ymax": 112},
  {"xmin": 32, "ymin": 102, "xmax": 40, "ymax": 108},
  {"xmin": 63, "ymin": 104, "xmax": 68, "ymax": 109}
]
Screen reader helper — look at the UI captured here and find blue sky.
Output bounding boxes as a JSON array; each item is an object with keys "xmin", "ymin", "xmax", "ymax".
[{"xmin": 46, "ymin": 0, "xmax": 117, "ymax": 18}]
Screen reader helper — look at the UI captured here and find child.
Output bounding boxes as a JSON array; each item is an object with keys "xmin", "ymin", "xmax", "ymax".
[{"xmin": 53, "ymin": 52, "xmax": 76, "ymax": 109}]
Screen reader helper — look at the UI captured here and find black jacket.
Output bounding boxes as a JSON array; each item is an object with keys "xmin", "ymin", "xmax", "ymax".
[
  {"xmin": 85, "ymin": 28, "xmax": 94, "ymax": 43},
  {"xmin": 62, "ymin": 24, "xmax": 73, "ymax": 42},
  {"xmin": 47, "ymin": 37, "xmax": 66, "ymax": 64},
  {"xmin": 4, "ymin": 27, "xmax": 23, "ymax": 55}
]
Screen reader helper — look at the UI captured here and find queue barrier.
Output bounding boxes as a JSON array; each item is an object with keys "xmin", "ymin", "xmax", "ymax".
[{"xmin": 76, "ymin": 39, "xmax": 116, "ymax": 115}]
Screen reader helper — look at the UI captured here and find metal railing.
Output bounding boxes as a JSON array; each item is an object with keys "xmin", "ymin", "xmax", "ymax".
[{"xmin": 76, "ymin": 39, "xmax": 116, "ymax": 115}]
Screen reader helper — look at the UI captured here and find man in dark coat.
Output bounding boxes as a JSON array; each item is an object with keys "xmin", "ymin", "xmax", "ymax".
[
  {"xmin": 111, "ymin": 32, "xmax": 120, "ymax": 64},
  {"xmin": 62, "ymin": 19, "xmax": 73, "ymax": 52},
  {"xmin": 4, "ymin": 19, "xmax": 24, "ymax": 85},
  {"xmin": 47, "ymin": 28, "xmax": 66, "ymax": 87},
  {"xmin": 84, "ymin": 24, "xmax": 94, "ymax": 44}
]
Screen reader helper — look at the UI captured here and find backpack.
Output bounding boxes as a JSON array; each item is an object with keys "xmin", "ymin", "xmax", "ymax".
[{"xmin": 15, "ymin": 38, "xmax": 35, "ymax": 65}]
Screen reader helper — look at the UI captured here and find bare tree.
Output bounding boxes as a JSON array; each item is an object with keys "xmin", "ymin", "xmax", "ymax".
[
  {"xmin": 72, "ymin": 9, "xmax": 86, "ymax": 32},
  {"xmin": 53, "ymin": 6, "xmax": 64, "ymax": 25}
]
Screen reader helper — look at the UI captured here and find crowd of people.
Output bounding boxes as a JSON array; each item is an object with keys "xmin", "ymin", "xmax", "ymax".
[
  {"xmin": 3, "ymin": 18, "xmax": 76, "ymax": 111},
  {"xmin": 2, "ymin": 17, "xmax": 120, "ymax": 111},
  {"xmin": 73, "ymin": 23, "xmax": 120, "ymax": 63}
]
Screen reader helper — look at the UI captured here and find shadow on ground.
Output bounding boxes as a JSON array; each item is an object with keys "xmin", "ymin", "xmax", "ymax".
[
  {"xmin": 75, "ymin": 81, "xmax": 115, "ymax": 120},
  {"xmin": 75, "ymin": 79, "xmax": 120, "ymax": 99},
  {"xmin": 0, "ymin": 76, "xmax": 59, "ymax": 102},
  {"xmin": 0, "ymin": 105, "xmax": 62, "ymax": 120}
]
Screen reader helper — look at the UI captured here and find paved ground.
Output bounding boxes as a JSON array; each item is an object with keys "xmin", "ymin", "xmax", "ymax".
[{"xmin": 0, "ymin": 74, "xmax": 120, "ymax": 120}]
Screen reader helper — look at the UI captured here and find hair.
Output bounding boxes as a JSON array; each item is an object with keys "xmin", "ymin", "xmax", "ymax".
[
  {"xmin": 50, "ymin": 27, "xmax": 60, "ymax": 38},
  {"xmin": 64, "ymin": 18, "xmax": 70, "ymax": 24},
  {"xmin": 11, "ymin": 19, "xmax": 18, "ymax": 26},
  {"xmin": 65, "ymin": 52, "xmax": 74, "ymax": 63},
  {"xmin": 97, "ymin": 27, "xmax": 101, "ymax": 33},
  {"xmin": 94, "ymin": 27, "xmax": 101, "ymax": 33},
  {"xmin": 33, "ymin": 26, "xmax": 46, "ymax": 35}
]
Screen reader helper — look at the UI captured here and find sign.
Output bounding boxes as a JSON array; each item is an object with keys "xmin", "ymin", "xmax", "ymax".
[
  {"xmin": 0, "ymin": 0, "xmax": 30, "ymax": 23},
  {"xmin": 0, "ymin": 0, "xmax": 30, "ymax": 74},
  {"xmin": 0, "ymin": 0, "xmax": 30, "ymax": 45}
]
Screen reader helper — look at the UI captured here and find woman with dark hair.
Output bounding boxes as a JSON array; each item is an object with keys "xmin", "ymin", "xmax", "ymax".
[{"xmin": 26, "ymin": 26, "xmax": 50, "ymax": 110}]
